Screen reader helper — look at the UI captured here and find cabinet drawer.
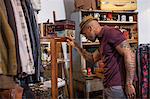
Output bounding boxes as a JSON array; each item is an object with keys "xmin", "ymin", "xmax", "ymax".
[
  {"xmin": 100, "ymin": 0, "xmax": 137, "ymax": 11},
  {"xmin": 86, "ymin": 79, "xmax": 104, "ymax": 92}
]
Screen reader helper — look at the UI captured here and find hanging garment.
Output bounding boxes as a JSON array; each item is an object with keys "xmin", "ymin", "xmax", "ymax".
[
  {"xmin": 0, "ymin": 0, "xmax": 18, "ymax": 89},
  {"xmin": 10, "ymin": 0, "xmax": 35, "ymax": 74},
  {"xmin": 0, "ymin": 0, "xmax": 7, "ymax": 19},
  {"xmin": 136, "ymin": 44, "xmax": 150, "ymax": 99},
  {"xmin": 4, "ymin": 0, "xmax": 22, "ymax": 74},
  {"xmin": 0, "ymin": 0, "xmax": 7, "ymax": 74},
  {"xmin": 21, "ymin": 0, "xmax": 41, "ymax": 82},
  {"xmin": 30, "ymin": 0, "xmax": 41, "ymax": 11},
  {"xmin": 147, "ymin": 44, "xmax": 150, "ymax": 98},
  {"xmin": 136, "ymin": 45, "xmax": 142, "ymax": 97},
  {"xmin": 0, "ymin": 6, "xmax": 17, "ymax": 76}
]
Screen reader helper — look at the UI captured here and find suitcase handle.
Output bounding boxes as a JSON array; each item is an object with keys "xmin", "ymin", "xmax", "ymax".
[{"xmin": 114, "ymin": 3, "xmax": 126, "ymax": 7}]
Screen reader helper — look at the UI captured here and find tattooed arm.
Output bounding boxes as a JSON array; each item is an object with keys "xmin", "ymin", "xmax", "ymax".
[
  {"xmin": 116, "ymin": 40, "xmax": 136, "ymax": 98},
  {"xmin": 67, "ymin": 37, "xmax": 101, "ymax": 64},
  {"xmin": 74, "ymin": 42, "xmax": 101, "ymax": 63}
]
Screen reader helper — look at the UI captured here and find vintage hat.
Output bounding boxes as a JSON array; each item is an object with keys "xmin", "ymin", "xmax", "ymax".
[{"xmin": 79, "ymin": 16, "xmax": 98, "ymax": 34}]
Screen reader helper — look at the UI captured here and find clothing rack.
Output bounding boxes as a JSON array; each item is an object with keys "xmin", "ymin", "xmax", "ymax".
[{"xmin": 136, "ymin": 44, "xmax": 150, "ymax": 99}]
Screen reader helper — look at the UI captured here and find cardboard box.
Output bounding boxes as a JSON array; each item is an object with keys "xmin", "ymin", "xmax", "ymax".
[
  {"xmin": 100, "ymin": 0, "xmax": 137, "ymax": 11},
  {"xmin": 75, "ymin": 0, "xmax": 96, "ymax": 10}
]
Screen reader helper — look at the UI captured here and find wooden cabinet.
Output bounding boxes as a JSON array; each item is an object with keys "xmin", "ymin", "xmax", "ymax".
[
  {"xmin": 74, "ymin": 78, "xmax": 104, "ymax": 99},
  {"xmin": 71, "ymin": 10, "xmax": 138, "ymax": 98}
]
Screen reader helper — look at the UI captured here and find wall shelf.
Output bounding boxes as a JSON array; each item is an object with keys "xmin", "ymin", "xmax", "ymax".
[
  {"xmin": 127, "ymin": 39, "xmax": 138, "ymax": 43},
  {"xmin": 99, "ymin": 21, "xmax": 137, "ymax": 24},
  {"xmin": 71, "ymin": 10, "xmax": 138, "ymax": 81},
  {"xmin": 80, "ymin": 10, "xmax": 138, "ymax": 14},
  {"xmin": 82, "ymin": 42, "xmax": 100, "ymax": 46}
]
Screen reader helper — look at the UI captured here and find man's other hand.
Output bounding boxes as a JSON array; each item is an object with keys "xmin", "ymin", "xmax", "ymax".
[{"xmin": 125, "ymin": 84, "xmax": 136, "ymax": 99}]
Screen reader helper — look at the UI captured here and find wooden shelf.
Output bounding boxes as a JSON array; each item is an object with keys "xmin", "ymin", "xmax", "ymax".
[
  {"xmin": 80, "ymin": 10, "xmax": 138, "ymax": 14},
  {"xmin": 127, "ymin": 39, "xmax": 138, "ymax": 43},
  {"xmin": 71, "ymin": 10, "xmax": 138, "ymax": 86},
  {"xmin": 82, "ymin": 39, "xmax": 138, "ymax": 46},
  {"xmin": 82, "ymin": 39, "xmax": 137, "ymax": 46},
  {"xmin": 82, "ymin": 42, "xmax": 100, "ymax": 46},
  {"xmin": 99, "ymin": 21, "xmax": 137, "ymax": 24}
]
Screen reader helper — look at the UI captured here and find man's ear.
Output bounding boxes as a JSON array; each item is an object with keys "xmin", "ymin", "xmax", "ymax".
[{"xmin": 88, "ymin": 26, "xmax": 92, "ymax": 32}]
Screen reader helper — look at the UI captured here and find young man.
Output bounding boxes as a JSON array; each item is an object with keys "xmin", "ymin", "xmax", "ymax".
[{"xmin": 67, "ymin": 16, "xmax": 136, "ymax": 99}]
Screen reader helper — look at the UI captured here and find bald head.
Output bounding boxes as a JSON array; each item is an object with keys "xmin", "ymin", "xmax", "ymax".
[
  {"xmin": 80, "ymin": 20, "xmax": 102, "ymax": 42},
  {"xmin": 86, "ymin": 20, "xmax": 98, "ymax": 26},
  {"xmin": 83, "ymin": 20, "xmax": 101, "ymax": 34}
]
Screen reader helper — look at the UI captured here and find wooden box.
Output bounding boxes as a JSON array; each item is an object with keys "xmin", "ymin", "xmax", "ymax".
[
  {"xmin": 55, "ymin": 20, "xmax": 75, "ymax": 30},
  {"xmin": 55, "ymin": 20, "xmax": 75, "ymax": 38},
  {"xmin": 100, "ymin": 0, "xmax": 137, "ymax": 11},
  {"xmin": 74, "ymin": 0, "xmax": 96, "ymax": 10}
]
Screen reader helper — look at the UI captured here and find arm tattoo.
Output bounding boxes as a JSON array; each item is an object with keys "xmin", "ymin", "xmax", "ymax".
[
  {"xmin": 74, "ymin": 42, "xmax": 94, "ymax": 64},
  {"xmin": 119, "ymin": 41, "xmax": 136, "ymax": 84},
  {"xmin": 126, "ymin": 53, "xmax": 136, "ymax": 84},
  {"xmin": 120, "ymin": 40, "xmax": 133, "ymax": 54},
  {"xmin": 120, "ymin": 40, "xmax": 131, "ymax": 49}
]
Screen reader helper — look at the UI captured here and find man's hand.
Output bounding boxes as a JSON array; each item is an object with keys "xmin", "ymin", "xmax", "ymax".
[
  {"xmin": 66, "ymin": 36, "xmax": 96, "ymax": 63},
  {"xmin": 125, "ymin": 84, "xmax": 136, "ymax": 99},
  {"xmin": 66, "ymin": 36, "xmax": 75, "ymax": 47}
]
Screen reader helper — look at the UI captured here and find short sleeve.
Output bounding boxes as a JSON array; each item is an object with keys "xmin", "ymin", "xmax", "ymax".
[{"xmin": 107, "ymin": 28, "xmax": 126, "ymax": 47}]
